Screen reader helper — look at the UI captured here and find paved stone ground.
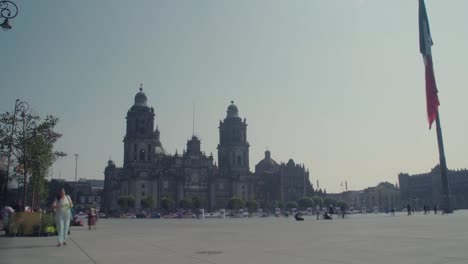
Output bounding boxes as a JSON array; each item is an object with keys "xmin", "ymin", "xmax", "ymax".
[{"xmin": 1, "ymin": 211, "xmax": 468, "ymax": 264}]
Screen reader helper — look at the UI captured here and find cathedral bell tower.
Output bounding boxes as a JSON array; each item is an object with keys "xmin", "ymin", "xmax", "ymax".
[
  {"xmin": 123, "ymin": 86, "xmax": 159, "ymax": 166},
  {"xmin": 217, "ymin": 101, "xmax": 250, "ymax": 174}
]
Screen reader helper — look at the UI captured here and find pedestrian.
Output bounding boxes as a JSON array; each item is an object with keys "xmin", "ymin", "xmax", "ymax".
[
  {"xmin": 52, "ymin": 188, "xmax": 73, "ymax": 247},
  {"xmin": 1, "ymin": 205, "xmax": 15, "ymax": 235},
  {"xmin": 407, "ymin": 204, "xmax": 411, "ymax": 216},
  {"xmin": 434, "ymin": 204, "xmax": 437, "ymax": 214},
  {"xmin": 423, "ymin": 205, "xmax": 427, "ymax": 215},
  {"xmin": 87, "ymin": 203, "xmax": 98, "ymax": 230},
  {"xmin": 391, "ymin": 208, "xmax": 395, "ymax": 216}
]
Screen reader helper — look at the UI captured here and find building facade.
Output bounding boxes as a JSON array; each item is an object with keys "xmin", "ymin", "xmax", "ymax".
[
  {"xmin": 399, "ymin": 165, "xmax": 468, "ymax": 209},
  {"xmin": 103, "ymin": 88, "xmax": 313, "ymax": 211},
  {"xmin": 254, "ymin": 150, "xmax": 313, "ymax": 207}
]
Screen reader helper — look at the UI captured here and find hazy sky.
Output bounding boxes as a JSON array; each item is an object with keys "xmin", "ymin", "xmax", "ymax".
[{"xmin": 2, "ymin": 0, "xmax": 467, "ymax": 192}]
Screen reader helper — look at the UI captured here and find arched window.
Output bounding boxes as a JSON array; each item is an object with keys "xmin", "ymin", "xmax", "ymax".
[{"xmin": 140, "ymin": 149, "xmax": 145, "ymax": 161}]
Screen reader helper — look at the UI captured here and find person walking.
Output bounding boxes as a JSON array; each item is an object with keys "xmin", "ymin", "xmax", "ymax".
[
  {"xmin": 1, "ymin": 205, "xmax": 14, "ymax": 235},
  {"xmin": 52, "ymin": 188, "xmax": 73, "ymax": 247},
  {"xmin": 87, "ymin": 203, "xmax": 98, "ymax": 230},
  {"xmin": 433, "ymin": 204, "xmax": 437, "ymax": 214},
  {"xmin": 407, "ymin": 204, "xmax": 411, "ymax": 216}
]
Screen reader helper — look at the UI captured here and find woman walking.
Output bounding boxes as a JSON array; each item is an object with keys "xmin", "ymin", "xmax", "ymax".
[
  {"xmin": 87, "ymin": 203, "xmax": 98, "ymax": 230},
  {"xmin": 52, "ymin": 188, "xmax": 73, "ymax": 247}
]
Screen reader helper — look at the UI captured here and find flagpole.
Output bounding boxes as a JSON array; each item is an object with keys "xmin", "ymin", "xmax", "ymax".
[{"xmin": 434, "ymin": 110, "xmax": 452, "ymax": 213}]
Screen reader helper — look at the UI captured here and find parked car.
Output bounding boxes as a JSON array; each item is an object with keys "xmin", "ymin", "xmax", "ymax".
[
  {"xmin": 205, "ymin": 212, "xmax": 221, "ymax": 218},
  {"xmin": 136, "ymin": 212, "xmax": 146, "ymax": 218},
  {"xmin": 98, "ymin": 213, "xmax": 107, "ymax": 218},
  {"xmin": 126, "ymin": 213, "xmax": 136, "ymax": 219},
  {"xmin": 151, "ymin": 212, "xmax": 161, "ymax": 218},
  {"xmin": 72, "ymin": 216, "xmax": 85, "ymax": 226},
  {"xmin": 163, "ymin": 213, "xmax": 178, "ymax": 219}
]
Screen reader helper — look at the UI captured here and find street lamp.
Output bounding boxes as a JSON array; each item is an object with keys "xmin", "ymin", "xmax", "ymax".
[
  {"xmin": 74, "ymin": 154, "xmax": 79, "ymax": 205},
  {"xmin": 0, "ymin": 1, "xmax": 18, "ymax": 31}
]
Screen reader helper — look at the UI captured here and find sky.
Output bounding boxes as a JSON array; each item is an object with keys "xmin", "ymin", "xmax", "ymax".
[{"xmin": 1, "ymin": 0, "xmax": 468, "ymax": 193}]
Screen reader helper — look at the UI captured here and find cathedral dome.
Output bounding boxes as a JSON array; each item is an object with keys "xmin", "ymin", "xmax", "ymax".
[
  {"xmin": 134, "ymin": 86, "xmax": 147, "ymax": 107},
  {"xmin": 256, "ymin": 150, "xmax": 279, "ymax": 172},
  {"xmin": 155, "ymin": 143, "xmax": 167, "ymax": 156},
  {"xmin": 226, "ymin": 101, "xmax": 239, "ymax": 118}
]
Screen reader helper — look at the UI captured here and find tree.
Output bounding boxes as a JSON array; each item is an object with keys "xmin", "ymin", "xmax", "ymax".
[
  {"xmin": 179, "ymin": 198, "xmax": 192, "ymax": 209},
  {"xmin": 117, "ymin": 196, "xmax": 129, "ymax": 212},
  {"xmin": 277, "ymin": 201, "xmax": 284, "ymax": 210},
  {"xmin": 286, "ymin": 201, "xmax": 298, "ymax": 210},
  {"xmin": 161, "ymin": 197, "xmax": 175, "ymax": 212},
  {"xmin": 324, "ymin": 197, "xmax": 336, "ymax": 207},
  {"xmin": 141, "ymin": 196, "xmax": 153, "ymax": 209},
  {"xmin": 245, "ymin": 200, "xmax": 259, "ymax": 213},
  {"xmin": 191, "ymin": 196, "xmax": 201, "ymax": 209},
  {"xmin": 311, "ymin": 196, "xmax": 324, "ymax": 208},
  {"xmin": 297, "ymin": 197, "xmax": 314, "ymax": 209},
  {"xmin": 117, "ymin": 195, "xmax": 135, "ymax": 213},
  {"xmin": 227, "ymin": 197, "xmax": 244, "ymax": 211},
  {"xmin": 127, "ymin": 196, "xmax": 135, "ymax": 209},
  {"xmin": 336, "ymin": 201, "xmax": 348, "ymax": 211},
  {"xmin": 0, "ymin": 109, "xmax": 65, "ymax": 209}
]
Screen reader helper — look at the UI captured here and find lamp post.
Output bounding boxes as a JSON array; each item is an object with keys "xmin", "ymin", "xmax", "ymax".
[
  {"xmin": 20, "ymin": 111, "xmax": 27, "ymax": 210},
  {"xmin": 74, "ymin": 154, "xmax": 79, "ymax": 205},
  {"xmin": 0, "ymin": 1, "xmax": 18, "ymax": 31},
  {"xmin": 3, "ymin": 99, "xmax": 28, "ymax": 205}
]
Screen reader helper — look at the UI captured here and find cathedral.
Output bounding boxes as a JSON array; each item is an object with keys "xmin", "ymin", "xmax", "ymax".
[{"xmin": 103, "ymin": 88, "xmax": 313, "ymax": 211}]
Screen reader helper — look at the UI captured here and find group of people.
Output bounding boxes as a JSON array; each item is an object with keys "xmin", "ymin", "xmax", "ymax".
[
  {"xmin": 1, "ymin": 187, "xmax": 98, "ymax": 247},
  {"xmin": 423, "ymin": 204, "xmax": 437, "ymax": 215},
  {"xmin": 406, "ymin": 204, "xmax": 438, "ymax": 216}
]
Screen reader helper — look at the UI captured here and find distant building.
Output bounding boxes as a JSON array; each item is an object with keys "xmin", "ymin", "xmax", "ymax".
[
  {"xmin": 254, "ymin": 150, "xmax": 313, "ymax": 206},
  {"xmin": 48, "ymin": 178, "xmax": 104, "ymax": 210},
  {"xmin": 328, "ymin": 182, "xmax": 400, "ymax": 212},
  {"xmin": 103, "ymin": 88, "xmax": 313, "ymax": 212},
  {"xmin": 399, "ymin": 165, "xmax": 468, "ymax": 209}
]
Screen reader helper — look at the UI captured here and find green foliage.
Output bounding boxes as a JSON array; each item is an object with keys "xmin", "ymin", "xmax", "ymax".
[
  {"xmin": 191, "ymin": 196, "xmax": 201, "ymax": 209},
  {"xmin": 0, "ymin": 109, "xmax": 65, "ymax": 208},
  {"xmin": 297, "ymin": 197, "xmax": 314, "ymax": 209},
  {"xmin": 286, "ymin": 201, "xmax": 298, "ymax": 210},
  {"xmin": 336, "ymin": 201, "xmax": 348, "ymax": 210},
  {"xmin": 277, "ymin": 201, "xmax": 284, "ymax": 209},
  {"xmin": 227, "ymin": 197, "xmax": 245, "ymax": 210},
  {"xmin": 245, "ymin": 200, "xmax": 259, "ymax": 213},
  {"xmin": 311, "ymin": 196, "xmax": 324, "ymax": 207},
  {"xmin": 179, "ymin": 198, "xmax": 192, "ymax": 209},
  {"xmin": 141, "ymin": 196, "xmax": 153, "ymax": 209},
  {"xmin": 117, "ymin": 195, "xmax": 136, "ymax": 212},
  {"xmin": 323, "ymin": 197, "xmax": 336, "ymax": 207},
  {"xmin": 41, "ymin": 213, "xmax": 55, "ymax": 228},
  {"xmin": 45, "ymin": 226, "xmax": 56, "ymax": 234},
  {"xmin": 161, "ymin": 197, "xmax": 175, "ymax": 211}
]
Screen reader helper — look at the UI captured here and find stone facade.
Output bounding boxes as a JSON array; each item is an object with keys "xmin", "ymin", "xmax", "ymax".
[
  {"xmin": 103, "ymin": 88, "xmax": 313, "ymax": 211},
  {"xmin": 398, "ymin": 165, "xmax": 468, "ymax": 209},
  {"xmin": 254, "ymin": 150, "xmax": 313, "ymax": 207}
]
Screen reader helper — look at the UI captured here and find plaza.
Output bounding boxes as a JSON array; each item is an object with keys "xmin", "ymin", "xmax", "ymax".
[{"xmin": 2, "ymin": 212, "xmax": 468, "ymax": 264}]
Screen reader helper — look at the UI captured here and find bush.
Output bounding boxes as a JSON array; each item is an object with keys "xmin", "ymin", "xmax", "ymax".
[
  {"xmin": 179, "ymin": 198, "xmax": 192, "ymax": 209},
  {"xmin": 286, "ymin": 201, "xmax": 298, "ymax": 210},
  {"xmin": 227, "ymin": 197, "xmax": 245, "ymax": 211},
  {"xmin": 311, "ymin": 196, "xmax": 324, "ymax": 207},
  {"xmin": 297, "ymin": 197, "xmax": 314, "ymax": 209},
  {"xmin": 245, "ymin": 200, "xmax": 259, "ymax": 213},
  {"xmin": 161, "ymin": 197, "xmax": 175, "ymax": 212}
]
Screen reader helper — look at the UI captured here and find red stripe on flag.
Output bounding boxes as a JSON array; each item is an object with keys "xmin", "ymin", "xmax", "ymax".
[{"xmin": 425, "ymin": 55, "xmax": 439, "ymax": 129}]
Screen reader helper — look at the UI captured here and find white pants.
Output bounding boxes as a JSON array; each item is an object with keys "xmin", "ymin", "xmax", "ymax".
[{"xmin": 55, "ymin": 209, "xmax": 71, "ymax": 243}]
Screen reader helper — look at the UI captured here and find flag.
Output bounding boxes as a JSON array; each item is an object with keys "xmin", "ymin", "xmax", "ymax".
[{"xmin": 419, "ymin": 0, "xmax": 440, "ymax": 129}]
